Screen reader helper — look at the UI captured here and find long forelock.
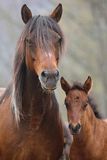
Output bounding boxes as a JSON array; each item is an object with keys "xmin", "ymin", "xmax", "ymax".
[{"xmin": 28, "ymin": 15, "xmax": 64, "ymax": 54}]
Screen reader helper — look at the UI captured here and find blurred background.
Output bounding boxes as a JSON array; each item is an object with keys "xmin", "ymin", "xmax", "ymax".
[{"xmin": 0, "ymin": 0, "xmax": 107, "ymax": 120}]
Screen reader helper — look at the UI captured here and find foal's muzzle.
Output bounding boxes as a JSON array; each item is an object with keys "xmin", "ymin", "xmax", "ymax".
[
  {"xmin": 40, "ymin": 70, "xmax": 59, "ymax": 92},
  {"xmin": 69, "ymin": 123, "xmax": 81, "ymax": 135}
]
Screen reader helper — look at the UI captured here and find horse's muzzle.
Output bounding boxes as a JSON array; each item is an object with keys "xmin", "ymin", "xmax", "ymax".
[
  {"xmin": 39, "ymin": 70, "xmax": 59, "ymax": 92},
  {"xmin": 69, "ymin": 123, "xmax": 81, "ymax": 135}
]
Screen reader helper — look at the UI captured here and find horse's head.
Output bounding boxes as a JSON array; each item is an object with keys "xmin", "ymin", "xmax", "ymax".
[
  {"xmin": 20, "ymin": 4, "xmax": 64, "ymax": 92},
  {"xmin": 61, "ymin": 76, "xmax": 92, "ymax": 135}
]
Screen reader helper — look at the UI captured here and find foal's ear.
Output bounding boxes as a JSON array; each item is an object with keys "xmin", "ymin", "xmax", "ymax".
[
  {"xmin": 83, "ymin": 76, "xmax": 92, "ymax": 94},
  {"xmin": 60, "ymin": 77, "xmax": 71, "ymax": 94},
  {"xmin": 50, "ymin": 4, "xmax": 63, "ymax": 22},
  {"xmin": 21, "ymin": 4, "xmax": 32, "ymax": 24}
]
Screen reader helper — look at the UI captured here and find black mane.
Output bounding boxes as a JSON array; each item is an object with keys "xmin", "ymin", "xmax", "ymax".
[{"xmin": 71, "ymin": 82, "xmax": 102, "ymax": 119}]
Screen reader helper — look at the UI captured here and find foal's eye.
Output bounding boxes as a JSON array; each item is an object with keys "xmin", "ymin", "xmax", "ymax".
[
  {"xmin": 83, "ymin": 102, "xmax": 88, "ymax": 109},
  {"xmin": 75, "ymin": 96, "xmax": 79, "ymax": 101}
]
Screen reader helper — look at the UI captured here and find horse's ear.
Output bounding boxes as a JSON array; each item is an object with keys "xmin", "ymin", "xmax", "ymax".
[
  {"xmin": 60, "ymin": 77, "xmax": 71, "ymax": 94},
  {"xmin": 21, "ymin": 4, "xmax": 32, "ymax": 24},
  {"xmin": 50, "ymin": 4, "xmax": 63, "ymax": 22},
  {"xmin": 83, "ymin": 76, "xmax": 92, "ymax": 94}
]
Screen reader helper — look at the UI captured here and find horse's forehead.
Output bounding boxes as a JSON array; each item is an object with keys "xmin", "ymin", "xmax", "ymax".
[
  {"xmin": 31, "ymin": 27, "xmax": 60, "ymax": 40},
  {"xmin": 36, "ymin": 50, "xmax": 56, "ymax": 61},
  {"xmin": 48, "ymin": 29, "xmax": 61, "ymax": 38},
  {"xmin": 68, "ymin": 90, "xmax": 86, "ymax": 100}
]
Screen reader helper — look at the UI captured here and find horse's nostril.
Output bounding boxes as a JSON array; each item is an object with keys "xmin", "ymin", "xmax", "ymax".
[
  {"xmin": 41, "ymin": 71, "xmax": 48, "ymax": 78},
  {"xmin": 69, "ymin": 123, "xmax": 81, "ymax": 134},
  {"xmin": 76, "ymin": 123, "xmax": 81, "ymax": 130},
  {"xmin": 40, "ymin": 70, "xmax": 59, "ymax": 90},
  {"xmin": 72, "ymin": 123, "xmax": 81, "ymax": 133},
  {"xmin": 55, "ymin": 70, "xmax": 59, "ymax": 78},
  {"xmin": 41, "ymin": 70, "xmax": 59, "ymax": 79},
  {"xmin": 69, "ymin": 123, "xmax": 72, "ymax": 130}
]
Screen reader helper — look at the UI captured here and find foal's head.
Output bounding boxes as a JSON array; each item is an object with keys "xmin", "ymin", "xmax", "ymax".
[
  {"xmin": 61, "ymin": 76, "xmax": 92, "ymax": 135},
  {"xmin": 20, "ymin": 4, "xmax": 64, "ymax": 92}
]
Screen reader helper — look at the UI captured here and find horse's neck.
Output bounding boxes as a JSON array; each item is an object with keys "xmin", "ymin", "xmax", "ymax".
[
  {"xmin": 23, "ymin": 70, "xmax": 45, "ymax": 107},
  {"xmin": 21, "ymin": 70, "xmax": 54, "ymax": 127}
]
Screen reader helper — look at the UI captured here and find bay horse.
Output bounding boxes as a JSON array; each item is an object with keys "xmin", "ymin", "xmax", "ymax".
[
  {"xmin": 0, "ymin": 4, "xmax": 65, "ymax": 160},
  {"xmin": 61, "ymin": 76, "xmax": 107, "ymax": 160}
]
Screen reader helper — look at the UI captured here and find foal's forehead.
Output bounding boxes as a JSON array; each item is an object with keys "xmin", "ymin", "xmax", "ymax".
[{"xmin": 68, "ymin": 89, "xmax": 87, "ymax": 99}]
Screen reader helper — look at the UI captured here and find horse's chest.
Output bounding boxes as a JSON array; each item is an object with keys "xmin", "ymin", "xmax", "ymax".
[
  {"xmin": 11, "ymin": 130, "xmax": 63, "ymax": 160},
  {"xmin": 70, "ymin": 141, "xmax": 92, "ymax": 160},
  {"xmin": 70, "ymin": 144, "xmax": 106, "ymax": 160}
]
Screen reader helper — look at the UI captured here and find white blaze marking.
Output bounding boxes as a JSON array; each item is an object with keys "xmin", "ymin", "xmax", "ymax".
[{"xmin": 44, "ymin": 52, "xmax": 53, "ymax": 59}]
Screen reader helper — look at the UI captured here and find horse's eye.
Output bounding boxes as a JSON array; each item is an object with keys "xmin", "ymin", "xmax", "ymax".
[
  {"xmin": 83, "ymin": 102, "xmax": 88, "ymax": 109},
  {"xmin": 57, "ymin": 35, "xmax": 62, "ymax": 44},
  {"xmin": 64, "ymin": 100, "xmax": 69, "ymax": 109},
  {"xmin": 32, "ymin": 57, "xmax": 35, "ymax": 62},
  {"xmin": 25, "ymin": 38, "xmax": 34, "ymax": 47},
  {"xmin": 74, "ymin": 96, "xmax": 79, "ymax": 102},
  {"xmin": 56, "ymin": 57, "xmax": 59, "ymax": 63},
  {"xmin": 32, "ymin": 56, "xmax": 38, "ymax": 62},
  {"xmin": 26, "ymin": 37, "xmax": 31, "ymax": 44},
  {"xmin": 76, "ymin": 96, "xmax": 79, "ymax": 99}
]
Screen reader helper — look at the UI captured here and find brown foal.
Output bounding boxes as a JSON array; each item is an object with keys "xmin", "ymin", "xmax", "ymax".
[{"xmin": 61, "ymin": 76, "xmax": 107, "ymax": 160}]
